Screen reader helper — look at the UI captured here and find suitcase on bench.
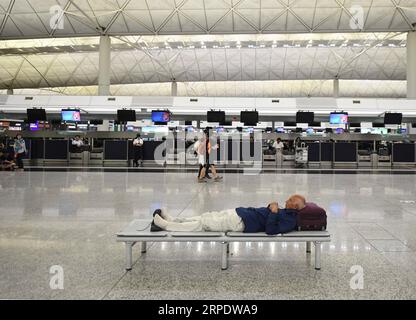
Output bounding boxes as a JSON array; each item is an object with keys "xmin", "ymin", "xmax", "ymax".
[{"xmin": 297, "ymin": 202, "xmax": 327, "ymax": 231}]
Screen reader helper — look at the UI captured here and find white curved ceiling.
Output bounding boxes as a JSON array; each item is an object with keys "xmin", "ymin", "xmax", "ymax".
[
  {"xmin": 0, "ymin": 33, "xmax": 408, "ymax": 90},
  {"xmin": 0, "ymin": 0, "xmax": 415, "ymax": 39},
  {"xmin": 1, "ymin": 80, "xmax": 407, "ymax": 98},
  {"xmin": 0, "ymin": 1, "xmax": 415, "ymax": 98}
]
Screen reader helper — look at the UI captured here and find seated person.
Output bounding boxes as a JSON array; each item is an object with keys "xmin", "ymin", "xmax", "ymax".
[
  {"xmin": 71, "ymin": 136, "xmax": 90, "ymax": 152},
  {"xmin": 151, "ymin": 195, "xmax": 306, "ymax": 235},
  {"xmin": 0, "ymin": 147, "xmax": 16, "ymax": 171}
]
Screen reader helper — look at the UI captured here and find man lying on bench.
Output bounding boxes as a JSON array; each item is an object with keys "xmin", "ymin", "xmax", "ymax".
[{"xmin": 151, "ymin": 194, "xmax": 306, "ymax": 236}]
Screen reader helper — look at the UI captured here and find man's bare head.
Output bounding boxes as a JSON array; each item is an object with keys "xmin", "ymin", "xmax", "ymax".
[{"xmin": 286, "ymin": 194, "xmax": 306, "ymax": 210}]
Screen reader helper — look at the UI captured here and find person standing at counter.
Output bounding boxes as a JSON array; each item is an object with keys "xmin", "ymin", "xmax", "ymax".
[
  {"xmin": 133, "ymin": 133, "xmax": 144, "ymax": 167},
  {"xmin": 13, "ymin": 134, "xmax": 26, "ymax": 170},
  {"xmin": 273, "ymin": 138, "xmax": 284, "ymax": 153}
]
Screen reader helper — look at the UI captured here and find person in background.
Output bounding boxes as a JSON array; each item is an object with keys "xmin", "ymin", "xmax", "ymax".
[
  {"xmin": 0, "ymin": 144, "xmax": 16, "ymax": 171},
  {"xmin": 13, "ymin": 134, "xmax": 26, "ymax": 170},
  {"xmin": 197, "ymin": 131, "xmax": 222, "ymax": 183},
  {"xmin": 72, "ymin": 135, "xmax": 84, "ymax": 148},
  {"xmin": 273, "ymin": 138, "xmax": 284, "ymax": 153},
  {"xmin": 294, "ymin": 136, "xmax": 302, "ymax": 148},
  {"xmin": 132, "ymin": 133, "xmax": 144, "ymax": 167},
  {"xmin": 71, "ymin": 135, "xmax": 91, "ymax": 152}
]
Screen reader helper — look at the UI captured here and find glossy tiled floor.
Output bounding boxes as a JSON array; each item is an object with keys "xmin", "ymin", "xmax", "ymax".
[{"xmin": 1, "ymin": 171, "xmax": 416, "ymax": 299}]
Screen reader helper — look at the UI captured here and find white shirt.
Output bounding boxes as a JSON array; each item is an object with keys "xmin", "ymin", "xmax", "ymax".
[
  {"xmin": 193, "ymin": 140, "xmax": 200, "ymax": 152},
  {"xmin": 72, "ymin": 139, "xmax": 83, "ymax": 147},
  {"xmin": 133, "ymin": 138, "xmax": 144, "ymax": 147},
  {"xmin": 273, "ymin": 141, "xmax": 284, "ymax": 150}
]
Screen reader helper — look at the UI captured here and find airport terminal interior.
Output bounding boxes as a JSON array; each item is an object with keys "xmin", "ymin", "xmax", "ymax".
[{"xmin": 1, "ymin": 0, "xmax": 416, "ymax": 301}]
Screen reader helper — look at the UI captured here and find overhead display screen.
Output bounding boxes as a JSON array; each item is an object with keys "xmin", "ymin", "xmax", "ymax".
[
  {"xmin": 117, "ymin": 109, "xmax": 136, "ymax": 122},
  {"xmin": 207, "ymin": 111, "xmax": 225, "ymax": 123},
  {"xmin": 384, "ymin": 113, "xmax": 402, "ymax": 125},
  {"xmin": 330, "ymin": 113, "xmax": 348, "ymax": 124},
  {"xmin": 240, "ymin": 111, "xmax": 259, "ymax": 126},
  {"xmin": 151, "ymin": 111, "xmax": 171, "ymax": 123},
  {"xmin": 61, "ymin": 109, "xmax": 81, "ymax": 122},
  {"xmin": 296, "ymin": 112, "xmax": 314, "ymax": 124},
  {"xmin": 27, "ymin": 108, "xmax": 47, "ymax": 123}
]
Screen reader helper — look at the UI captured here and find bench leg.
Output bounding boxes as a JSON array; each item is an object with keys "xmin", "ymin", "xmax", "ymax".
[
  {"xmin": 226, "ymin": 242, "xmax": 230, "ymax": 255},
  {"xmin": 314, "ymin": 241, "xmax": 321, "ymax": 270},
  {"xmin": 221, "ymin": 242, "xmax": 228, "ymax": 270},
  {"xmin": 306, "ymin": 241, "xmax": 312, "ymax": 254},
  {"xmin": 141, "ymin": 241, "xmax": 147, "ymax": 253},
  {"xmin": 125, "ymin": 241, "xmax": 133, "ymax": 271}
]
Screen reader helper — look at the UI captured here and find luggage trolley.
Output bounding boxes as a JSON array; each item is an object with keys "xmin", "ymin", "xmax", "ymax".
[{"xmin": 295, "ymin": 142, "xmax": 308, "ymax": 168}]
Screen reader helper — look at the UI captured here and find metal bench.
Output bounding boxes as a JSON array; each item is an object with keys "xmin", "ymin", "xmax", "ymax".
[{"xmin": 116, "ymin": 219, "xmax": 331, "ymax": 271}]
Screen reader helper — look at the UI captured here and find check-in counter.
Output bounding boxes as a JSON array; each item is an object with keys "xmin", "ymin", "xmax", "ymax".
[
  {"xmin": 89, "ymin": 150, "xmax": 103, "ymax": 166},
  {"xmin": 357, "ymin": 150, "xmax": 372, "ymax": 167},
  {"xmin": 334, "ymin": 142, "xmax": 357, "ymax": 167},
  {"xmin": 3, "ymin": 130, "xmax": 416, "ymax": 169},
  {"xmin": 29, "ymin": 139, "xmax": 45, "ymax": 166},
  {"xmin": 44, "ymin": 139, "xmax": 69, "ymax": 166},
  {"xmin": 141, "ymin": 140, "xmax": 166, "ymax": 166},
  {"xmin": 104, "ymin": 140, "xmax": 128, "ymax": 166},
  {"xmin": 376, "ymin": 143, "xmax": 391, "ymax": 167},
  {"xmin": 306, "ymin": 142, "xmax": 320, "ymax": 166},
  {"xmin": 240, "ymin": 139, "xmax": 262, "ymax": 168},
  {"xmin": 21, "ymin": 138, "xmax": 31, "ymax": 167},
  {"xmin": 319, "ymin": 142, "xmax": 333, "ymax": 168},
  {"xmin": 392, "ymin": 143, "xmax": 415, "ymax": 167}
]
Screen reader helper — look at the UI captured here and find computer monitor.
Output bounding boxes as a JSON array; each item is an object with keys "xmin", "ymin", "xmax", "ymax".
[
  {"xmin": 384, "ymin": 113, "xmax": 402, "ymax": 125},
  {"xmin": 330, "ymin": 112, "xmax": 348, "ymax": 124},
  {"xmin": 296, "ymin": 112, "xmax": 314, "ymax": 124},
  {"xmin": 240, "ymin": 111, "xmax": 258, "ymax": 126},
  {"xmin": 207, "ymin": 111, "xmax": 225, "ymax": 123},
  {"xmin": 27, "ymin": 108, "xmax": 47, "ymax": 123},
  {"xmin": 117, "ymin": 109, "xmax": 136, "ymax": 122},
  {"xmin": 151, "ymin": 111, "xmax": 170, "ymax": 124},
  {"xmin": 61, "ymin": 109, "xmax": 81, "ymax": 122}
]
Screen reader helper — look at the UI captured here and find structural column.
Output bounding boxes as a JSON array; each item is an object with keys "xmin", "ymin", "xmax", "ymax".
[
  {"xmin": 98, "ymin": 35, "xmax": 111, "ymax": 96},
  {"xmin": 333, "ymin": 78, "xmax": 340, "ymax": 98},
  {"xmin": 171, "ymin": 81, "xmax": 178, "ymax": 96},
  {"xmin": 407, "ymin": 31, "xmax": 416, "ymax": 99}
]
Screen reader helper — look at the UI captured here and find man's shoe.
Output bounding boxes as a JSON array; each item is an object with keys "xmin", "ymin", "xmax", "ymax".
[
  {"xmin": 205, "ymin": 175, "xmax": 212, "ymax": 179},
  {"xmin": 150, "ymin": 220, "xmax": 164, "ymax": 232},
  {"xmin": 198, "ymin": 178, "xmax": 207, "ymax": 183}
]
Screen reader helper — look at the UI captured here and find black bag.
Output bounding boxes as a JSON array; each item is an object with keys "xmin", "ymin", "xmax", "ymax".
[{"xmin": 297, "ymin": 202, "xmax": 327, "ymax": 231}]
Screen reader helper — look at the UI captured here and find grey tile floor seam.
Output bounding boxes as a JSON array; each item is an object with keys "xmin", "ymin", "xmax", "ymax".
[{"xmin": 99, "ymin": 241, "xmax": 157, "ymax": 300}]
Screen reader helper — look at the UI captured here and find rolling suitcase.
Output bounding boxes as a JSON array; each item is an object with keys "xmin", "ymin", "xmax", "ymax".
[{"xmin": 297, "ymin": 202, "xmax": 327, "ymax": 231}]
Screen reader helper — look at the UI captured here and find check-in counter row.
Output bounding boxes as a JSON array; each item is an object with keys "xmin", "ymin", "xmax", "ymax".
[
  {"xmin": 18, "ymin": 138, "xmax": 416, "ymax": 167},
  {"xmin": 304, "ymin": 142, "xmax": 415, "ymax": 167},
  {"xmin": 22, "ymin": 139, "xmax": 166, "ymax": 166},
  {"xmin": 21, "ymin": 138, "xmax": 262, "ymax": 165}
]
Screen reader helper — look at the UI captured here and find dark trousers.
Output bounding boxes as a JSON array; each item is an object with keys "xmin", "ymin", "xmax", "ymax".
[
  {"xmin": 133, "ymin": 147, "xmax": 143, "ymax": 166},
  {"xmin": 16, "ymin": 153, "xmax": 24, "ymax": 169}
]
